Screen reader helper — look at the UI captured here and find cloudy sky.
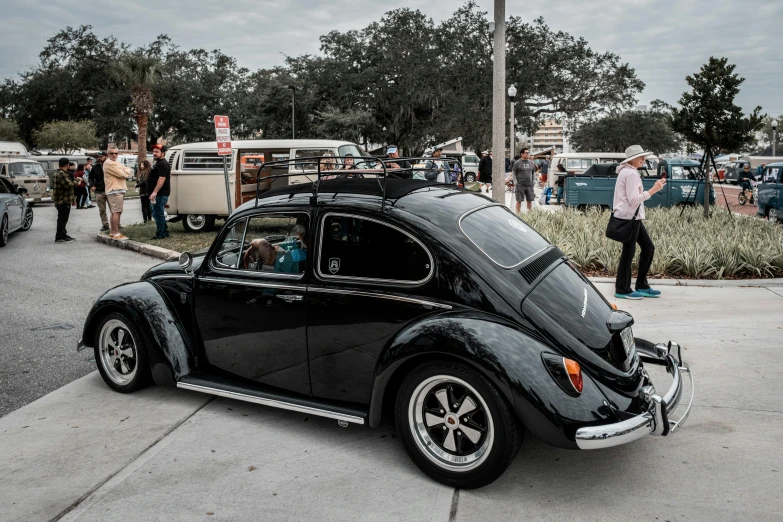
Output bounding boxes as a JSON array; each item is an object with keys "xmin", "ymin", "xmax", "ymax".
[{"xmin": 2, "ymin": 0, "xmax": 782, "ymax": 115}]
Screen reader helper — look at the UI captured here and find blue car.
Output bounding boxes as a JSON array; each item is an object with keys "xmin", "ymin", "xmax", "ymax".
[
  {"xmin": 0, "ymin": 176, "xmax": 34, "ymax": 247},
  {"xmin": 757, "ymin": 162, "xmax": 783, "ymax": 223}
]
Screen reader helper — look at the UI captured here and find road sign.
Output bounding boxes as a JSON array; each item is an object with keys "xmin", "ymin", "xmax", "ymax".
[{"xmin": 214, "ymin": 115, "xmax": 231, "ymax": 156}]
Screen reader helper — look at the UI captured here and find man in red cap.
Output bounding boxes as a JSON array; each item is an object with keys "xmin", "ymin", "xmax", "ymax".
[{"xmin": 148, "ymin": 144, "xmax": 171, "ymax": 240}]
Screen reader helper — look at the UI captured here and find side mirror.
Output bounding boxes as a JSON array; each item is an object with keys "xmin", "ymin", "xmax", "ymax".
[
  {"xmin": 16, "ymin": 186, "xmax": 28, "ymax": 195},
  {"xmin": 179, "ymin": 252, "xmax": 193, "ymax": 274}
]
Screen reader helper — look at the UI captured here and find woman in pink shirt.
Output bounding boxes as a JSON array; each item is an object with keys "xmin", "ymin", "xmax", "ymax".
[{"xmin": 613, "ymin": 145, "xmax": 667, "ymax": 300}]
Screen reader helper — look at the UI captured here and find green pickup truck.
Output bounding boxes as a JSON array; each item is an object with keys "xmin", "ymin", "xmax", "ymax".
[
  {"xmin": 757, "ymin": 162, "xmax": 783, "ymax": 223},
  {"xmin": 564, "ymin": 158, "xmax": 715, "ymax": 209}
]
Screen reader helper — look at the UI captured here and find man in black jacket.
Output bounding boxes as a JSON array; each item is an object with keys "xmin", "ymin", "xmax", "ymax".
[
  {"xmin": 148, "ymin": 144, "xmax": 171, "ymax": 239},
  {"xmin": 478, "ymin": 150, "xmax": 492, "ymax": 192},
  {"xmin": 89, "ymin": 151, "xmax": 109, "ymax": 231}
]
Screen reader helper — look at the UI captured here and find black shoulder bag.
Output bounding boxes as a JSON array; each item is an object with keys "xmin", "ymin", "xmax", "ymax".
[{"xmin": 605, "ymin": 205, "xmax": 641, "ymax": 243}]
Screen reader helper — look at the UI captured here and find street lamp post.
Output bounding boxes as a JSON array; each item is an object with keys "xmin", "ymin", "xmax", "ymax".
[
  {"xmin": 773, "ymin": 120, "xmax": 778, "ymax": 157},
  {"xmin": 491, "ymin": 0, "xmax": 506, "ymax": 204},
  {"xmin": 508, "ymin": 84, "xmax": 517, "ymax": 168},
  {"xmin": 287, "ymin": 85, "xmax": 296, "ymax": 139}
]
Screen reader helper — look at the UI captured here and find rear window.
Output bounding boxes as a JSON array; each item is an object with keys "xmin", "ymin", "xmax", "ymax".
[{"xmin": 460, "ymin": 206, "xmax": 550, "ymax": 269}]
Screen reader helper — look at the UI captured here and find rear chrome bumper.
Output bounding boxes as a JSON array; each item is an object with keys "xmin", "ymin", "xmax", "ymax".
[{"xmin": 575, "ymin": 341, "xmax": 694, "ymax": 450}]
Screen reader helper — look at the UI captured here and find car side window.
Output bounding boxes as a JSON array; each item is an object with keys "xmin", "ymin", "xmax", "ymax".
[
  {"xmin": 214, "ymin": 219, "xmax": 248, "ymax": 269},
  {"xmin": 241, "ymin": 214, "xmax": 309, "ymax": 275},
  {"xmin": 318, "ymin": 213, "xmax": 432, "ymax": 284}
]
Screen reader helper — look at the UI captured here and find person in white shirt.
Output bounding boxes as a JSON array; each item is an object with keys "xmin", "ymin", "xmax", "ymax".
[
  {"xmin": 425, "ymin": 147, "xmax": 452, "ymax": 183},
  {"xmin": 612, "ymin": 145, "xmax": 667, "ymax": 300}
]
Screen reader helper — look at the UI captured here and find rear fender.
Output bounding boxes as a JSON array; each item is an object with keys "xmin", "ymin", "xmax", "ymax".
[
  {"xmin": 368, "ymin": 311, "xmax": 614, "ymax": 448},
  {"xmin": 80, "ymin": 281, "xmax": 193, "ymax": 385}
]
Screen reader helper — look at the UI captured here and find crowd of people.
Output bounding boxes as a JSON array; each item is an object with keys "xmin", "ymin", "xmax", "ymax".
[{"xmin": 50, "ymin": 145, "xmax": 171, "ymax": 243}]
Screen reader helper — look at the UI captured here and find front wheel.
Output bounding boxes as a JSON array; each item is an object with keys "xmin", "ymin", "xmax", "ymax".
[
  {"xmin": 182, "ymin": 214, "xmax": 215, "ymax": 233},
  {"xmin": 395, "ymin": 362, "xmax": 521, "ymax": 489},
  {"xmin": 769, "ymin": 208, "xmax": 779, "ymax": 224},
  {"xmin": 21, "ymin": 207, "xmax": 33, "ymax": 231},
  {"xmin": 0, "ymin": 215, "xmax": 8, "ymax": 247},
  {"xmin": 94, "ymin": 312, "xmax": 151, "ymax": 393}
]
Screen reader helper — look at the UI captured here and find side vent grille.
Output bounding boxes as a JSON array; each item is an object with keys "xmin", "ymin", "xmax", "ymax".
[{"xmin": 518, "ymin": 247, "xmax": 564, "ymax": 283}]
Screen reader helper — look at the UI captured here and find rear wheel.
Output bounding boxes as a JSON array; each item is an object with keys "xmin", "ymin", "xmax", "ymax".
[
  {"xmin": 738, "ymin": 192, "xmax": 747, "ymax": 205},
  {"xmin": 395, "ymin": 362, "xmax": 521, "ymax": 489},
  {"xmin": 182, "ymin": 214, "xmax": 215, "ymax": 233},
  {"xmin": 464, "ymin": 173, "xmax": 476, "ymax": 183},
  {"xmin": 94, "ymin": 312, "xmax": 151, "ymax": 393},
  {"xmin": 769, "ymin": 208, "xmax": 779, "ymax": 224}
]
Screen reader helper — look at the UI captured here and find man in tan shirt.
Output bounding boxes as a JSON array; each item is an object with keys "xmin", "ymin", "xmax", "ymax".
[{"xmin": 103, "ymin": 147, "xmax": 132, "ymax": 239}]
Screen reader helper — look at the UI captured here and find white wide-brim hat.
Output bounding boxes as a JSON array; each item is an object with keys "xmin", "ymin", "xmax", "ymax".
[{"xmin": 620, "ymin": 144, "xmax": 653, "ymax": 164}]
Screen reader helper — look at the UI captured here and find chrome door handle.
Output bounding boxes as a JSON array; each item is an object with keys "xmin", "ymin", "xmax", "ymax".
[{"xmin": 276, "ymin": 294, "xmax": 303, "ymax": 302}]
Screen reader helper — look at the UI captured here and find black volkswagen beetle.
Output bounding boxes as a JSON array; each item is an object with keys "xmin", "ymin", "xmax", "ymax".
[{"xmin": 79, "ymin": 176, "xmax": 693, "ymax": 488}]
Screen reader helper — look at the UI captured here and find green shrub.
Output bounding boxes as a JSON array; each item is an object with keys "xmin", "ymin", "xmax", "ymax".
[{"xmin": 520, "ymin": 207, "xmax": 783, "ymax": 279}]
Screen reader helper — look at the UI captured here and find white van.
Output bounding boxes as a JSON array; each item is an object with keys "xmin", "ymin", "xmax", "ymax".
[{"xmin": 165, "ymin": 139, "xmax": 367, "ymax": 231}]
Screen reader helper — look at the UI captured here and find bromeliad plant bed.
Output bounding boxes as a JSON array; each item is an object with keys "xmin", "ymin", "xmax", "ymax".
[{"xmin": 521, "ymin": 207, "xmax": 783, "ymax": 279}]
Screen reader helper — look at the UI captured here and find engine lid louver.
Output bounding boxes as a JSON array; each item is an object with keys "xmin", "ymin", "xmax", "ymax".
[{"xmin": 518, "ymin": 247, "xmax": 565, "ymax": 283}]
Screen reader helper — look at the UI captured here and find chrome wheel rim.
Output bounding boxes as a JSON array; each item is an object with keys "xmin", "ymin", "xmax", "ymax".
[
  {"xmin": 186, "ymin": 214, "xmax": 206, "ymax": 230},
  {"xmin": 22, "ymin": 208, "xmax": 33, "ymax": 229},
  {"xmin": 770, "ymin": 209, "xmax": 778, "ymax": 223},
  {"xmin": 408, "ymin": 375, "xmax": 494, "ymax": 472},
  {"xmin": 99, "ymin": 319, "xmax": 138, "ymax": 385}
]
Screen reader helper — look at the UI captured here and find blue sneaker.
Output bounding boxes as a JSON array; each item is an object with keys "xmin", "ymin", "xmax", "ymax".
[
  {"xmin": 615, "ymin": 291, "xmax": 644, "ymax": 300},
  {"xmin": 636, "ymin": 288, "xmax": 661, "ymax": 298}
]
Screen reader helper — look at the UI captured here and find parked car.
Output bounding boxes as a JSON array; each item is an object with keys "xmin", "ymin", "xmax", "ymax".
[
  {"xmin": 461, "ymin": 153, "xmax": 480, "ymax": 182},
  {"xmin": 722, "ymin": 159, "xmax": 751, "ymax": 185},
  {"xmin": 757, "ymin": 162, "xmax": 783, "ymax": 223},
  {"xmin": 564, "ymin": 159, "xmax": 715, "ymax": 209},
  {"xmin": 78, "ymin": 174, "xmax": 693, "ymax": 488},
  {"xmin": 548, "ymin": 153, "xmax": 656, "ymax": 191},
  {"xmin": 0, "ymin": 159, "xmax": 51, "ymax": 204},
  {"xmin": 33, "ymin": 154, "xmax": 92, "ymax": 186},
  {"xmin": 0, "ymin": 176, "xmax": 34, "ymax": 246}
]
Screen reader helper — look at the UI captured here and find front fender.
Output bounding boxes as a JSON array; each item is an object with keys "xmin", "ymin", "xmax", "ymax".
[
  {"xmin": 80, "ymin": 281, "xmax": 193, "ymax": 384},
  {"xmin": 368, "ymin": 311, "xmax": 614, "ymax": 449}
]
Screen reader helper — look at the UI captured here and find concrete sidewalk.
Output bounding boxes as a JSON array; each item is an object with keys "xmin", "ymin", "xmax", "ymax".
[{"xmin": 1, "ymin": 285, "xmax": 782, "ymax": 521}]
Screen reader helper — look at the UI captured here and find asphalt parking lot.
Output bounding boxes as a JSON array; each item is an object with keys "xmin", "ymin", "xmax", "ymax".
[
  {"xmin": 1, "ymin": 284, "xmax": 781, "ymax": 521},
  {"xmin": 0, "ymin": 199, "xmax": 156, "ymax": 416}
]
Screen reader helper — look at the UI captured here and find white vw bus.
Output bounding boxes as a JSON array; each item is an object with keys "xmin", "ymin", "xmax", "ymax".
[{"xmin": 165, "ymin": 140, "xmax": 369, "ymax": 231}]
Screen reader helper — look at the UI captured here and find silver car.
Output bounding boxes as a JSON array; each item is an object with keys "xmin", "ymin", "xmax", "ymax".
[{"xmin": 0, "ymin": 176, "xmax": 33, "ymax": 247}]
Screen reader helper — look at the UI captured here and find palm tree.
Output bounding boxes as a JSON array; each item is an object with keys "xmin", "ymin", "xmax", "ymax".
[{"xmin": 111, "ymin": 53, "xmax": 161, "ymax": 165}]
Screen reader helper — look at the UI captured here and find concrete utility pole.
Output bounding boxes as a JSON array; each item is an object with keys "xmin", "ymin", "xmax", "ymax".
[
  {"xmin": 491, "ymin": 0, "xmax": 506, "ymax": 204},
  {"xmin": 508, "ymin": 84, "xmax": 517, "ymax": 171}
]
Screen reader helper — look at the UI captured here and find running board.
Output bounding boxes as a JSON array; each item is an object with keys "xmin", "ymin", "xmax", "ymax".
[{"xmin": 177, "ymin": 374, "xmax": 367, "ymax": 425}]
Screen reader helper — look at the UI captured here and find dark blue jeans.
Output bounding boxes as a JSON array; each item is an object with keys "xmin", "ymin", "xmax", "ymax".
[{"xmin": 152, "ymin": 196, "xmax": 168, "ymax": 238}]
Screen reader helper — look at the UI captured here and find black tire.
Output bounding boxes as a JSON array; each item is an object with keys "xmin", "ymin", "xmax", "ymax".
[
  {"xmin": 182, "ymin": 214, "xmax": 215, "ymax": 233},
  {"xmin": 395, "ymin": 361, "xmax": 521, "ymax": 489},
  {"xmin": 769, "ymin": 207, "xmax": 779, "ymax": 224},
  {"xmin": 93, "ymin": 312, "xmax": 151, "ymax": 393},
  {"xmin": 0, "ymin": 215, "xmax": 8, "ymax": 247},
  {"xmin": 464, "ymin": 173, "xmax": 476, "ymax": 183},
  {"xmin": 21, "ymin": 207, "xmax": 33, "ymax": 231}
]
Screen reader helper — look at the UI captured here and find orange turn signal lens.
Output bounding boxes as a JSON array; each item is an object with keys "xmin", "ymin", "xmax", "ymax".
[
  {"xmin": 610, "ymin": 303, "xmax": 618, "ymax": 310},
  {"xmin": 563, "ymin": 358, "xmax": 583, "ymax": 394}
]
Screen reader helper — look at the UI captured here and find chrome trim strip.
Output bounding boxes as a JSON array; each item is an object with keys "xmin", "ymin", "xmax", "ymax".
[
  {"xmin": 315, "ymin": 212, "xmax": 435, "ymax": 286},
  {"xmin": 457, "ymin": 204, "xmax": 552, "ymax": 270},
  {"xmin": 148, "ymin": 274, "xmax": 193, "ymax": 281},
  {"xmin": 200, "ymin": 276, "xmax": 304, "ymax": 292},
  {"xmin": 177, "ymin": 381, "xmax": 365, "ymax": 425},
  {"xmin": 309, "ymin": 287, "xmax": 452, "ymax": 310}
]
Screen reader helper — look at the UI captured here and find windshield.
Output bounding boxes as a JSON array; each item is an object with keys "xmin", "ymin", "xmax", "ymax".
[
  {"xmin": 8, "ymin": 162, "xmax": 46, "ymax": 178},
  {"xmin": 460, "ymin": 206, "xmax": 550, "ymax": 269},
  {"xmin": 338, "ymin": 144, "xmax": 376, "ymax": 169}
]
